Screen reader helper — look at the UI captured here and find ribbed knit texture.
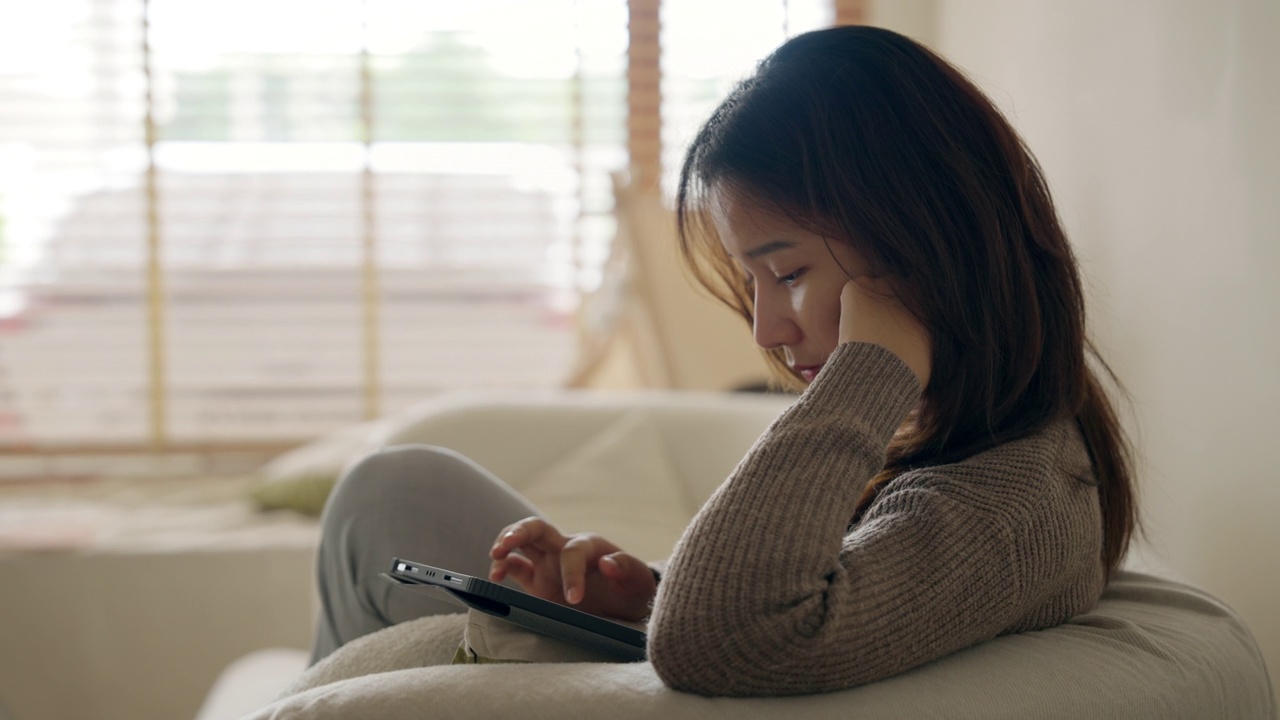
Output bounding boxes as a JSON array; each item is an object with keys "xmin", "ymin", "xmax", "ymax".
[{"xmin": 646, "ymin": 342, "xmax": 1105, "ymax": 696}]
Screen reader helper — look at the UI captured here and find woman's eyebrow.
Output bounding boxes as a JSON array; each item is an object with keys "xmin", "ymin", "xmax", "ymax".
[{"xmin": 744, "ymin": 240, "xmax": 797, "ymax": 259}]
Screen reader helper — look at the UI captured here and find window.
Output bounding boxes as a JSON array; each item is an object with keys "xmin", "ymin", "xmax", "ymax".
[{"xmin": 0, "ymin": 0, "xmax": 856, "ymax": 455}]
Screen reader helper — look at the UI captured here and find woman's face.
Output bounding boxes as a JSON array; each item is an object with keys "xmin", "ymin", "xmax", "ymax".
[{"xmin": 711, "ymin": 188, "xmax": 872, "ymax": 384}]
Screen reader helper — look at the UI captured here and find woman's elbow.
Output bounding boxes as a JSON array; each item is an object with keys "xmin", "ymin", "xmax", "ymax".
[
  {"xmin": 646, "ymin": 615, "xmax": 743, "ymax": 695},
  {"xmin": 647, "ymin": 646, "xmax": 750, "ymax": 696},
  {"xmin": 646, "ymin": 617, "xmax": 800, "ymax": 697},
  {"xmin": 647, "ymin": 616, "xmax": 895, "ymax": 696}
]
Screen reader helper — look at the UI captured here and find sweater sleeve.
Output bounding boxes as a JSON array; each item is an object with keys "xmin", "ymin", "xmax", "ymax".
[{"xmin": 645, "ymin": 342, "xmax": 1022, "ymax": 696}]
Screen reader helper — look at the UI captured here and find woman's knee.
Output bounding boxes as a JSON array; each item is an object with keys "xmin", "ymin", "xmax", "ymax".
[{"xmin": 320, "ymin": 444, "xmax": 488, "ymax": 525}]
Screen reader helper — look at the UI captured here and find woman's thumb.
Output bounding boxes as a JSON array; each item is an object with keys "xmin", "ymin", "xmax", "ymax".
[{"xmin": 601, "ymin": 552, "xmax": 647, "ymax": 585}]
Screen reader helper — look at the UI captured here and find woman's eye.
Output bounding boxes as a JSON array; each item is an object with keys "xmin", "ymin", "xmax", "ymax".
[{"xmin": 777, "ymin": 269, "xmax": 805, "ymax": 286}]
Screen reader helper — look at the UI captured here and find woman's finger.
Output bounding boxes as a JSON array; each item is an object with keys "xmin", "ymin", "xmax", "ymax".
[
  {"xmin": 490, "ymin": 517, "xmax": 564, "ymax": 560},
  {"xmin": 520, "ymin": 519, "xmax": 567, "ymax": 549},
  {"xmin": 490, "ymin": 554, "xmax": 535, "ymax": 587},
  {"xmin": 838, "ymin": 278, "xmax": 931, "ymax": 387},
  {"xmin": 559, "ymin": 534, "xmax": 603, "ymax": 605},
  {"xmin": 599, "ymin": 552, "xmax": 654, "ymax": 593},
  {"xmin": 489, "ymin": 518, "xmax": 530, "ymax": 559}
]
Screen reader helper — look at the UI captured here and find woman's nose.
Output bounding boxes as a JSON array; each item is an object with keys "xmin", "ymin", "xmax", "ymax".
[{"xmin": 752, "ymin": 297, "xmax": 800, "ymax": 350}]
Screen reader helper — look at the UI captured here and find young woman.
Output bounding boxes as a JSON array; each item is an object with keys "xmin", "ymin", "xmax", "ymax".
[{"xmin": 310, "ymin": 25, "xmax": 1137, "ymax": 697}]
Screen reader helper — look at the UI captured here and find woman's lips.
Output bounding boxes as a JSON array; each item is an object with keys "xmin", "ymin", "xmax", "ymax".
[{"xmin": 796, "ymin": 365, "xmax": 824, "ymax": 382}]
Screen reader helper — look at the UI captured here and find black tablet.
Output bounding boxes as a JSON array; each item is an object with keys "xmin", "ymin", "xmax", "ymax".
[{"xmin": 385, "ymin": 557, "xmax": 646, "ymax": 662}]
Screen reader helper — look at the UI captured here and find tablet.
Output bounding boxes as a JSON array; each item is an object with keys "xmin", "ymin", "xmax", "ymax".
[{"xmin": 384, "ymin": 557, "xmax": 647, "ymax": 662}]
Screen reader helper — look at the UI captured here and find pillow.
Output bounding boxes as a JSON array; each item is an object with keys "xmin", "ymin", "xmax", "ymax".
[
  {"xmin": 249, "ymin": 470, "xmax": 337, "ymax": 516},
  {"xmin": 250, "ymin": 417, "xmax": 394, "ymax": 516}
]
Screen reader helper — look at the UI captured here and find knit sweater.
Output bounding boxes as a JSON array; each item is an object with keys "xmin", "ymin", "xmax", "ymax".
[{"xmin": 646, "ymin": 341, "xmax": 1105, "ymax": 696}]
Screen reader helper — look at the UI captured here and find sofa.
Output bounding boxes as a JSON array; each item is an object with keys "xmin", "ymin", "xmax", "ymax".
[{"xmin": 197, "ymin": 389, "xmax": 1277, "ymax": 720}]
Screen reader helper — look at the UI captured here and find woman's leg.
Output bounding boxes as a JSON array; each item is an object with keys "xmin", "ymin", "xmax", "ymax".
[{"xmin": 309, "ymin": 444, "xmax": 541, "ymax": 664}]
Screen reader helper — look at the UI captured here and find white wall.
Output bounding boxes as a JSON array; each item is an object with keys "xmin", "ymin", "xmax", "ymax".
[{"xmin": 915, "ymin": 0, "xmax": 1280, "ymax": 691}]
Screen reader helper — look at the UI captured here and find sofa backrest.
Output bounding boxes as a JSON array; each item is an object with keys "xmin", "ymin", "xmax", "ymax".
[{"xmin": 383, "ymin": 390, "xmax": 795, "ymax": 561}]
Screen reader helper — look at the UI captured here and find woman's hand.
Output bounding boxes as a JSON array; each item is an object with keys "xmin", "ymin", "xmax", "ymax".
[
  {"xmin": 489, "ymin": 517, "xmax": 656, "ymax": 623},
  {"xmin": 838, "ymin": 278, "xmax": 932, "ymax": 388}
]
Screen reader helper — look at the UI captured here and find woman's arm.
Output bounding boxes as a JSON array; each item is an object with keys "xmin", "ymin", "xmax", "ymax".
[{"xmin": 645, "ymin": 342, "xmax": 1022, "ymax": 696}]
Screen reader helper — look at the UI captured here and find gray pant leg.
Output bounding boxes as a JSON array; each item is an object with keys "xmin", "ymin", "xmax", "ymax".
[{"xmin": 309, "ymin": 444, "xmax": 541, "ymax": 664}]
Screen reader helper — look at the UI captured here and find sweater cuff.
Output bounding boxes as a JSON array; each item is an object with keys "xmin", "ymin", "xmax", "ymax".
[
  {"xmin": 648, "ymin": 559, "xmax": 668, "ymax": 585},
  {"xmin": 801, "ymin": 342, "xmax": 922, "ymax": 445}
]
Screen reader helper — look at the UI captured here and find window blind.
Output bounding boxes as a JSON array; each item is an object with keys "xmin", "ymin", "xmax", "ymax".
[
  {"xmin": 660, "ymin": 0, "xmax": 838, "ymax": 200},
  {"xmin": 0, "ymin": 0, "xmax": 855, "ymax": 456},
  {"xmin": 0, "ymin": 0, "xmax": 150, "ymax": 446},
  {"xmin": 0, "ymin": 0, "xmax": 628, "ymax": 450}
]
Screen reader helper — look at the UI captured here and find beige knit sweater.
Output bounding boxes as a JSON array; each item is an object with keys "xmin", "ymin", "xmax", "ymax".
[{"xmin": 647, "ymin": 341, "xmax": 1105, "ymax": 696}]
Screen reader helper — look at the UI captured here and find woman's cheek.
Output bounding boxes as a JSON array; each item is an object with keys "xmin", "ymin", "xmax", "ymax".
[
  {"xmin": 792, "ymin": 285, "xmax": 836, "ymax": 334},
  {"xmin": 792, "ymin": 285, "xmax": 818, "ymax": 321},
  {"xmin": 789, "ymin": 285, "xmax": 806, "ymax": 313}
]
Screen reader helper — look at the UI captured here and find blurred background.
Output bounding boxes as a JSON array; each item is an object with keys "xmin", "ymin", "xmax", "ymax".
[
  {"xmin": 0, "ymin": 0, "xmax": 1276, "ymax": 718},
  {"xmin": 0, "ymin": 0, "xmax": 804, "ymax": 450}
]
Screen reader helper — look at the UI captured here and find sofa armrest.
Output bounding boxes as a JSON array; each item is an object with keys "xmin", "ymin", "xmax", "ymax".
[
  {"xmin": 234, "ymin": 571, "xmax": 1278, "ymax": 720},
  {"xmin": 195, "ymin": 648, "xmax": 310, "ymax": 720}
]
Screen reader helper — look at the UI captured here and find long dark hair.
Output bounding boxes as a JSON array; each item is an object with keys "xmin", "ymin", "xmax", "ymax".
[{"xmin": 676, "ymin": 26, "xmax": 1137, "ymax": 576}]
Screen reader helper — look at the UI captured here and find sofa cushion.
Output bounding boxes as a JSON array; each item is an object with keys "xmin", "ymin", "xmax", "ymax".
[{"xmin": 235, "ymin": 571, "xmax": 1277, "ymax": 720}]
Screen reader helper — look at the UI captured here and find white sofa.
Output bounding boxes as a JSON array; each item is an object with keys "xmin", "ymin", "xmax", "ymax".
[
  {"xmin": 0, "ymin": 473, "xmax": 320, "ymax": 720},
  {"xmin": 197, "ymin": 389, "xmax": 1277, "ymax": 720}
]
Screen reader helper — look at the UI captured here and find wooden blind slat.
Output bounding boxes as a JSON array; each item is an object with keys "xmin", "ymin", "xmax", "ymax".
[
  {"xmin": 628, "ymin": 0, "xmax": 663, "ymax": 193},
  {"xmin": 834, "ymin": 0, "xmax": 868, "ymax": 26},
  {"xmin": 141, "ymin": 0, "xmax": 169, "ymax": 450}
]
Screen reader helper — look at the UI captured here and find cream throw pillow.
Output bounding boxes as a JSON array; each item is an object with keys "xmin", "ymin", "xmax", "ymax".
[{"xmin": 250, "ymin": 417, "xmax": 395, "ymax": 515}]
